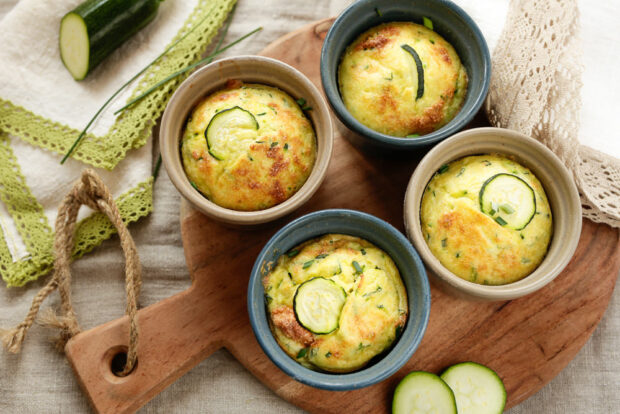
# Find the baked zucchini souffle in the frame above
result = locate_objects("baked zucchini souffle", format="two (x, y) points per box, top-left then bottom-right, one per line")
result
(262, 234), (408, 373)
(338, 21), (467, 137)
(420, 155), (553, 285)
(181, 80), (317, 211)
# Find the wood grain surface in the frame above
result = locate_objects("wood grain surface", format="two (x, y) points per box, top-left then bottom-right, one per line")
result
(64, 18), (620, 414)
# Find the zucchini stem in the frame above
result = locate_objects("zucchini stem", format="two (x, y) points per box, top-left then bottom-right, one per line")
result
(113, 27), (262, 115)
(60, 4), (218, 164)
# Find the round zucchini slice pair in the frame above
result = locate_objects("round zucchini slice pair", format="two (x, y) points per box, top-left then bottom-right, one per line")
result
(393, 362), (506, 414)
(479, 173), (536, 230)
(204, 106), (259, 160)
(293, 277), (346, 335)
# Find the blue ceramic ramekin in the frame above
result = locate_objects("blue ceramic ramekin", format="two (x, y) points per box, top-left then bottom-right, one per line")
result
(247, 209), (430, 390)
(320, 0), (491, 150)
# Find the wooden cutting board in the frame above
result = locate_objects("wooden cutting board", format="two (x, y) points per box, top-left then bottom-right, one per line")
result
(65, 19), (620, 414)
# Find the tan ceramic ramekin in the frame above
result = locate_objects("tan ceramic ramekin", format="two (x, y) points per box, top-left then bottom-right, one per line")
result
(160, 55), (333, 225)
(404, 127), (582, 301)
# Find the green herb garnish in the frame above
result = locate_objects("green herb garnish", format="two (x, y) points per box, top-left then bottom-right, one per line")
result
(441, 238), (447, 248)
(363, 286), (382, 298)
(325, 351), (332, 358)
(438, 164), (449, 174)
(406, 133), (420, 138)
(256, 112), (267, 116)
(297, 348), (308, 358)
(423, 16), (434, 30)
(495, 216), (508, 226)
(271, 142), (278, 148)
(287, 249), (300, 258)
(361, 248), (367, 255)
(352, 261), (363, 274)
(302, 260), (314, 269)
(375, 7), (382, 17)
(284, 143), (289, 150)
(315, 253), (329, 259)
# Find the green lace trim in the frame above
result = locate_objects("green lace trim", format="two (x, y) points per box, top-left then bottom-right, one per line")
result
(0, 0), (237, 171)
(0, 132), (155, 288)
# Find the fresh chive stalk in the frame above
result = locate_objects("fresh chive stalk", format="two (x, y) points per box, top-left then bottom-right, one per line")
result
(60, 4), (219, 164)
(114, 27), (263, 115)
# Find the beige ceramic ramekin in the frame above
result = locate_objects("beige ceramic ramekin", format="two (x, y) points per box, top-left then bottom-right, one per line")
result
(160, 55), (333, 225)
(404, 127), (582, 301)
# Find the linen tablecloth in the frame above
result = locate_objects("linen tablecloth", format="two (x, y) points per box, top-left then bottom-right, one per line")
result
(1, 0), (618, 412)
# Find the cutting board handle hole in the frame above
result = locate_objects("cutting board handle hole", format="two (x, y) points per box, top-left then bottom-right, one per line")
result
(110, 350), (137, 377)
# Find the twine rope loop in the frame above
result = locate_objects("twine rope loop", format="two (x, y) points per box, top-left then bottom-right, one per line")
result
(1, 169), (142, 376)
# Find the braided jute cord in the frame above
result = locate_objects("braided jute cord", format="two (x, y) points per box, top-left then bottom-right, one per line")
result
(0, 169), (142, 376)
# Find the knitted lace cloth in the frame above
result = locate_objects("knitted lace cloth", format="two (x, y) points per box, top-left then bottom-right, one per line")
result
(486, 0), (620, 228)
(0, 0), (236, 287)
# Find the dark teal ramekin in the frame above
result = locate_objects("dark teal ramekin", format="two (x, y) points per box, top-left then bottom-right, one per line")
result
(247, 209), (430, 390)
(320, 0), (491, 150)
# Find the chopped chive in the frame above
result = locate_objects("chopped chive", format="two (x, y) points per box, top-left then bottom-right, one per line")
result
(358, 343), (370, 350)
(483, 160), (492, 166)
(284, 143), (289, 150)
(521, 257), (531, 264)
(406, 133), (420, 138)
(264, 293), (273, 304)
(256, 112), (267, 116)
(374, 7), (382, 17)
(352, 261), (363, 274)
(296, 98), (306, 107)
(437, 164), (449, 174)
(455, 252), (461, 258)
(315, 253), (329, 259)
(429, 39), (435, 44)
(377, 304), (385, 309)
(256, 140), (265, 144)
(361, 248), (367, 255)
(286, 249), (299, 258)
(384, 72), (393, 81)
(441, 238), (447, 248)
(423, 16), (434, 30)
(363, 286), (382, 298)
(456, 167), (465, 177)
(287, 272), (293, 280)
(495, 216), (508, 226)
(271, 142), (278, 148)
(499, 204), (515, 214)
(297, 348), (308, 358)
(520, 233), (525, 240)
(248, 155), (253, 161)
(325, 351), (332, 358)
(470, 268), (478, 282)
(395, 325), (403, 337)
(190, 181), (198, 190)
(302, 260), (314, 269)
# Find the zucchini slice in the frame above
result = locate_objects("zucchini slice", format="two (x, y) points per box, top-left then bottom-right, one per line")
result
(479, 173), (536, 230)
(293, 277), (346, 335)
(401, 44), (425, 100)
(60, 0), (162, 80)
(392, 371), (457, 414)
(204, 106), (259, 161)
(440, 362), (506, 414)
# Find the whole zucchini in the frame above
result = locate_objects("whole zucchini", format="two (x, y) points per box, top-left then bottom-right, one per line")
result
(59, 0), (164, 80)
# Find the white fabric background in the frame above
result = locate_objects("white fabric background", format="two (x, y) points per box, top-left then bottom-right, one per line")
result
(0, 0), (618, 413)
